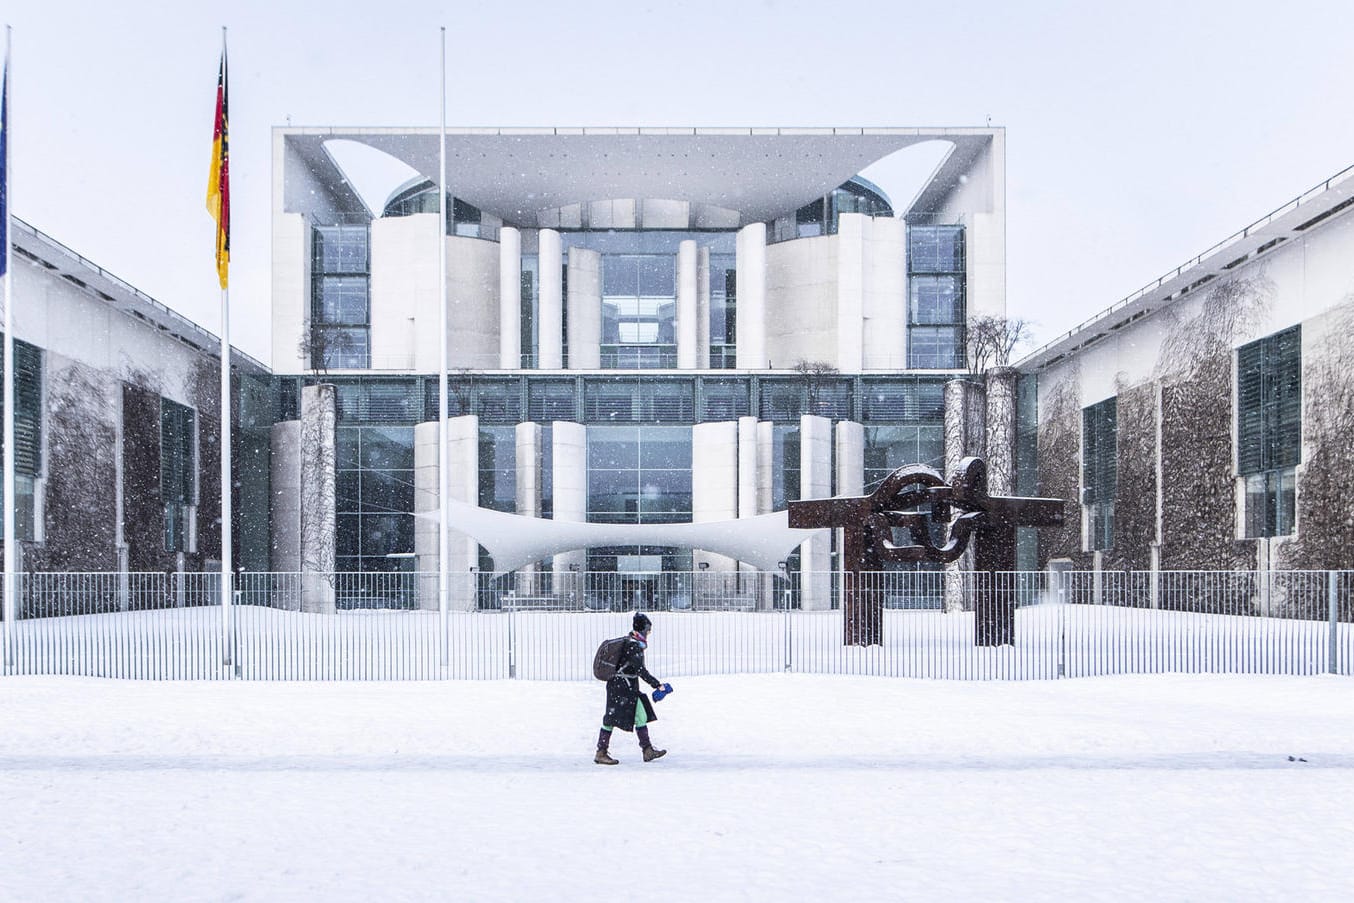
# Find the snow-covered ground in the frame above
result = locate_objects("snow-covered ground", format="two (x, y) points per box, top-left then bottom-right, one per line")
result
(1, 674), (1351, 901)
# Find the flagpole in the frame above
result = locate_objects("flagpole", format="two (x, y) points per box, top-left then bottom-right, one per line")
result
(437, 25), (449, 670)
(217, 26), (233, 672)
(2, 25), (15, 670)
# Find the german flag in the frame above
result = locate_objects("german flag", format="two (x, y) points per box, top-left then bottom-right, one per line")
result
(206, 46), (229, 290)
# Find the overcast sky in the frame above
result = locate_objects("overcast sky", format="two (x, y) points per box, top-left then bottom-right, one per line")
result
(5, 0), (1352, 364)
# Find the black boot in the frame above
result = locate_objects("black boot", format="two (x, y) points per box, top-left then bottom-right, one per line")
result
(594, 728), (618, 765)
(637, 726), (666, 762)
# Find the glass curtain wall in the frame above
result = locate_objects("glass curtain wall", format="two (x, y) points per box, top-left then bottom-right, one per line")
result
(907, 225), (965, 368)
(311, 224), (371, 369)
(546, 231), (736, 370)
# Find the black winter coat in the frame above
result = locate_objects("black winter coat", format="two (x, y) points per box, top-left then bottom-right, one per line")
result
(602, 635), (662, 731)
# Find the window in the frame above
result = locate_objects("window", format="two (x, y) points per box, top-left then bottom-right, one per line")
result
(583, 379), (694, 423)
(161, 399), (197, 552)
(601, 254), (677, 368)
(587, 425), (692, 524)
(311, 225), (370, 369)
(479, 427), (516, 513)
(0, 341), (44, 541)
(864, 426), (944, 490)
(709, 254), (737, 369)
(1082, 398), (1117, 551)
(907, 226), (965, 368)
(1237, 327), (1300, 537)
(335, 426), (415, 573)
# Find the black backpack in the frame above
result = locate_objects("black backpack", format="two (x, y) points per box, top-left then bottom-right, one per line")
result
(593, 636), (628, 680)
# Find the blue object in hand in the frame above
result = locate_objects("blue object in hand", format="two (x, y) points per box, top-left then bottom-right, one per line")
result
(653, 682), (674, 702)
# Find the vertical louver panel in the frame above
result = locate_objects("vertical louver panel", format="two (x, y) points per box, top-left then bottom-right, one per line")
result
(1236, 326), (1300, 475)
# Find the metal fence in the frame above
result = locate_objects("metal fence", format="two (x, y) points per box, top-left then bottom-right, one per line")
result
(2, 570), (1350, 681)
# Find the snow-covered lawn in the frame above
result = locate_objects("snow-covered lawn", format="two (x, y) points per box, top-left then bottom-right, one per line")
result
(1, 674), (1351, 901)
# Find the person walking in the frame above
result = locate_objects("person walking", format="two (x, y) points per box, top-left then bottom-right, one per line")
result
(595, 612), (670, 765)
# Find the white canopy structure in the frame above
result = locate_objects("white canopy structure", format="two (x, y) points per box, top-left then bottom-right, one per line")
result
(422, 500), (825, 575)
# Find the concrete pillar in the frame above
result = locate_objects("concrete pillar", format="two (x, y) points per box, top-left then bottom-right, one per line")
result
(836, 213), (865, 373)
(499, 226), (522, 369)
(799, 414), (833, 610)
(269, 420), (302, 578)
(551, 421), (587, 576)
(692, 421), (738, 576)
(300, 385), (336, 614)
(737, 416), (760, 519)
(414, 415), (480, 611)
(944, 377), (986, 479)
(567, 246), (601, 369)
(515, 421), (543, 518)
(835, 420), (864, 496)
(514, 421), (543, 593)
(984, 367), (1018, 497)
(736, 223), (767, 369)
(943, 378), (985, 611)
(756, 420), (774, 515)
(697, 247), (711, 368)
(744, 418), (775, 610)
(538, 229), (563, 369)
(677, 240), (699, 369)
(835, 420), (865, 610)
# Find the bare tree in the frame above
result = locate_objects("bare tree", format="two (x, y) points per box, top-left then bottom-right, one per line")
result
(966, 316), (1032, 375)
(792, 360), (840, 416)
(448, 368), (475, 416)
(299, 319), (359, 376)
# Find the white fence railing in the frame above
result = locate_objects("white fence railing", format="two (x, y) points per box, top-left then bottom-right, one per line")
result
(2, 571), (1350, 681)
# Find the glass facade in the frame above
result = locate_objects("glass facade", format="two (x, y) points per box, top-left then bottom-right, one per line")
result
(1082, 397), (1117, 551)
(863, 426), (944, 490)
(1237, 326), (1301, 537)
(382, 181), (496, 239)
(311, 224), (371, 369)
(587, 425), (692, 524)
(908, 225), (965, 369)
(312, 373), (950, 579)
(771, 178), (894, 243)
(336, 426), (415, 573)
(479, 426), (516, 512)
(161, 399), (197, 552)
(539, 230), (737, 370)
(0, 340), (43, 541)
(710, 253), (737, 369)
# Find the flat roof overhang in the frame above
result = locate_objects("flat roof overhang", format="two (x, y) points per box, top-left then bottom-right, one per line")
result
(279, 126), (999, 225)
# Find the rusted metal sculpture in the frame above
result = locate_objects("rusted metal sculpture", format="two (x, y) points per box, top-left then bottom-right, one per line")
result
(788, 457), (1064, 647)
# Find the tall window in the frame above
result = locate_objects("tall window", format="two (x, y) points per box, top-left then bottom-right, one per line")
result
(908, 225), (965, 368)
(161, 399), (197, 552)
(1082, 397), (1116, 551)
(601, 255), (677, 368)
(709, 254), (737, 369)
(0, 340), (44, 541)
(335, 426), (415, 572)
(479, 427), (516, 513)
(587, 425), (691, 524)
(311, 224), (371, 369)
(1237, 327), (1301, 537)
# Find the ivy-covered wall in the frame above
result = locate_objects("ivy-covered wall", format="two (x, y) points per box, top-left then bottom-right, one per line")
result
(1278, 299), (1354, 569)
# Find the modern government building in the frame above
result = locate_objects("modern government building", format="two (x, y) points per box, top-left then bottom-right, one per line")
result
(5, 125), (1353, 611)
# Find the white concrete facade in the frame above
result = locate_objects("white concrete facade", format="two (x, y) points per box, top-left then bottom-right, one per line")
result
(414, 415), (481, 610)
(499, 226), (522, 368)
(566, 247), (601, 369)
(550, 421), (587, 575)
(798, 414), (834, 609)
(537, 229), (563, 369)
(735, 223), (768, 369)
(677, 240), (700, 369)
(692, 421), (739, 572)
